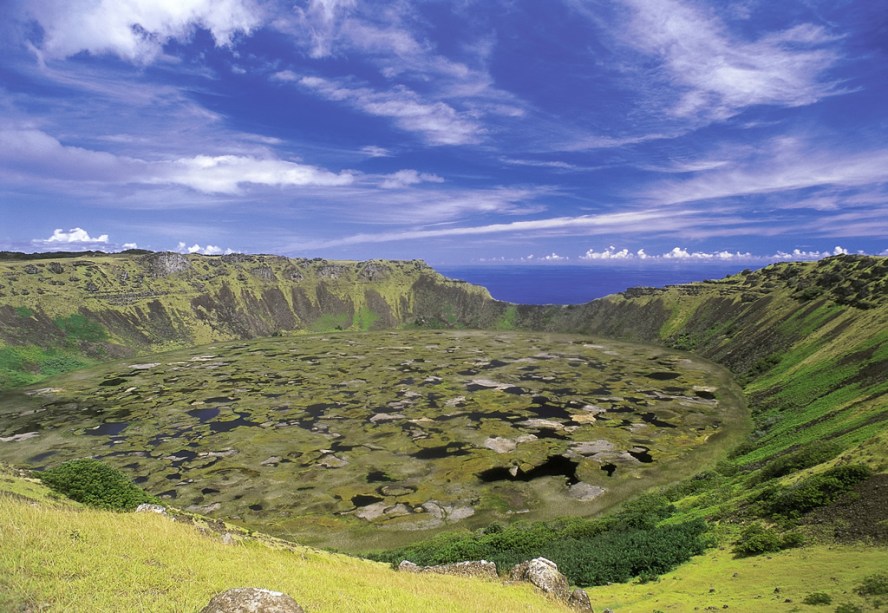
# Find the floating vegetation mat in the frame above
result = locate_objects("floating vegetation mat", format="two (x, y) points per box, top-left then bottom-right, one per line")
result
(0, 330), (746, 549)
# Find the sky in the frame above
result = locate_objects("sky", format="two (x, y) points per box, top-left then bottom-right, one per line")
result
(0, 0), (886, 265)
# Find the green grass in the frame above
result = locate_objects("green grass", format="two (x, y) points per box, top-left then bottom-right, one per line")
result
(0, 485), (566, 612)
(583, 545), (888, 612)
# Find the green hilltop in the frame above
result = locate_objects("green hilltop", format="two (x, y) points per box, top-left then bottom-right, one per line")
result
(0, 251), (886, 611)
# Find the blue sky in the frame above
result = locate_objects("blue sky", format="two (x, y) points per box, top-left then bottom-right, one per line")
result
(1, 0), (886, 265)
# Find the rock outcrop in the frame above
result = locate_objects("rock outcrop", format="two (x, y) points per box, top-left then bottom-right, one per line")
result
(510, 557), (592, 610)
(398, 559), (499, 579)
(199, 588), (304, 613)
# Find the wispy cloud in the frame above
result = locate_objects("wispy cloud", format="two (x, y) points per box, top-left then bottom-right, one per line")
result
(298, 76), (483, 145)
(0, 127), (354, 195)
(295, 209), (694, 249)
(618, 0), (845, 121)
(641, 137), (888, 206)
(379, 169), (444, 189)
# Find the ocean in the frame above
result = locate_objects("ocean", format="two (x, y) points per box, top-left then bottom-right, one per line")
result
(434, 264), (751, 305)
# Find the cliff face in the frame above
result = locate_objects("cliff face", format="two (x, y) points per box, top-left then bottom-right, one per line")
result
(0, 253), (495, 354)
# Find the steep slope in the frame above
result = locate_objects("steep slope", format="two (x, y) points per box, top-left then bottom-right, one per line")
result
(523, 255), (888, 471)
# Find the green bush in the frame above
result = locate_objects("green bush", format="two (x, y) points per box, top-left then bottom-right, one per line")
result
(732, 523), (805, 557)
(761, 465), (872, 519)
(802, 592), (832, 605)
(54, 314), (108, 343)
(39, 458), (157, 511)
(857, 573), (888, 596)
(369, 498), (708, 586)
(758, 442), (842, 481)
(834, 604), (863, 613)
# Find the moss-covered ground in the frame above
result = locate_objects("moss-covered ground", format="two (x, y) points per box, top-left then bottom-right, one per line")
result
(0, 329), (746, 550)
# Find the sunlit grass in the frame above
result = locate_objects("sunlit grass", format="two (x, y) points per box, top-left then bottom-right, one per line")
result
(0, 493), (566, 612)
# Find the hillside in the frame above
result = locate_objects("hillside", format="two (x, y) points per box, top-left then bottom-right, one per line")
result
(0, 252), (493, 387)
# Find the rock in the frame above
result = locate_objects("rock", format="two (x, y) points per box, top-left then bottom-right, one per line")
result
(568, 482), (606, 502)
(420, 560), (498, 579)
(398, 560), (421, 572)
(199, 588), (304, 613)
(568, 588), (593, 611)
(48, 262), (64, 274)
(355, 501), (387, 521)
(220, 532), (236, 545)
(23, 264), (39, 274)
(135, 503), (167, 515)
(484, 436), (517, 453)
(510, 557), (570, 601)
(141, 252), (192, 277)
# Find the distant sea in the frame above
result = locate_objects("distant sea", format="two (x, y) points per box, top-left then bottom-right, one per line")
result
(435, 264), (752, 305)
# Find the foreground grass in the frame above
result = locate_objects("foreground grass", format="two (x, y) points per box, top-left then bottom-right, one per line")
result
(0, 493), (566, 612)
(585, 545), (888, 612)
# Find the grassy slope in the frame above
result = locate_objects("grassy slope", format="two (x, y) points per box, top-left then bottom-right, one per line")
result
(0, 467), (566, 613)
(584, 545), (888, 612)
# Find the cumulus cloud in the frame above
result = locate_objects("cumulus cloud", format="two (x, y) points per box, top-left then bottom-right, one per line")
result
(36, 228), (109, 244)
(379, 169), (444, 189)
(27, 0), (263, 63)
(529, 253), (569, 262)
(176, 242), (232, 255)
(580, 245), (633, 260)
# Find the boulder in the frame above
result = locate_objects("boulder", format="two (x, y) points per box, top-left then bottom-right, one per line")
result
(509, 557), (570, 601)
(135, 503), (167, 515)
(568, 588), (594, 611)
(398, 560), (421, 572)
(199, 588), (303, 613)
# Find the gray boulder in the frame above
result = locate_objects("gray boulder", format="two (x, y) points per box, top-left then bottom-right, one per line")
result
(509, 557), (570, 600)
(568, 587), (594, 611)
(199, 588), (303, 613)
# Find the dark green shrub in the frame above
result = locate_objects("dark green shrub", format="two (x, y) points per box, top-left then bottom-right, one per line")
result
(39, 458), (157, 511)
(732, 523), (783, 556)
(834, 604), (863, 613)
(802, 592), (832, 605)
(763, 465), (872, 519)
(857, 573), (888, 596)
(732, 524), (804, 557)
(758, 442), (842, 481)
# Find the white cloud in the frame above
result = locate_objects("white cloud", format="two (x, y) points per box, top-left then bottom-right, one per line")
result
(580, 245), (632, 260)
(28, 0), (263, 63)
(295, 209), (693, 249)
(361, 145), (391, 158)
(0, 127), (354, 195)
(37, 228), (109, 244)
(154, 154), (355, 194)
(618, 0), (843, 120)
(176, 242), (232, 255)
(644, 137), (888, 207)
(121, 242), (139, 250)
(298, 76), (482, 145)
(379, 169), (444, 189)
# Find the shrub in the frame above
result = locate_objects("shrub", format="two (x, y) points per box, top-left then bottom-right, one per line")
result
(834, 605), (863, 613)
(857, 573), (888, 596)
(39, 458), (157, 511)
(732, 524), (804, 557)
(762, 465), (872, 519)
(732, 523), (782, 556)
(758, 442), (842, 481)
(802, 592), (832, 605)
